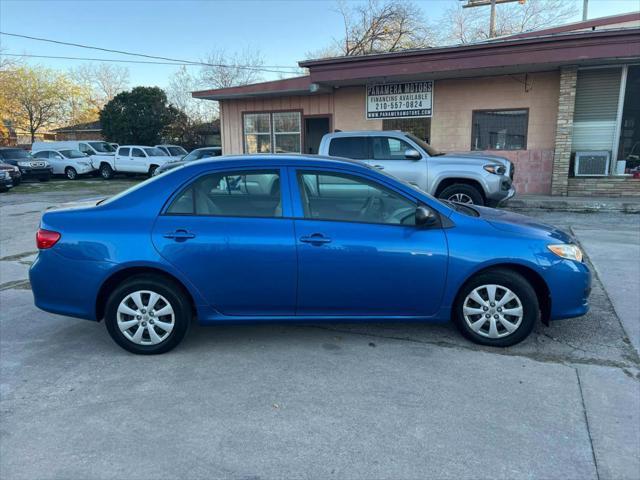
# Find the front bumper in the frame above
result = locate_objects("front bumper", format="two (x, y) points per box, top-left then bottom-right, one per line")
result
(0, 177), (12, 190)
(547, 259), (591, 320)
(19, 167), (53, 178)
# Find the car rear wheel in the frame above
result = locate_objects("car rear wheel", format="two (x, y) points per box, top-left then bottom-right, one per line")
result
(105, 275), (191, 354)
(438, 184), (484, 206)
(453, 269), (538, 347)
(100, 163), (114, 180)
(65, 167), (78, 180)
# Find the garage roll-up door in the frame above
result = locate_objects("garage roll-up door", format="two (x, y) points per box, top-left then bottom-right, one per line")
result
(572, 68), (622, 152)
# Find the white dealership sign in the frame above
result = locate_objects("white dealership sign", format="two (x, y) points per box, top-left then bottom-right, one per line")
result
(366, 81), (433, 119)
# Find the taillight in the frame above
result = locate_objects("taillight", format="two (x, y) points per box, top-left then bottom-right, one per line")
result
(36, 229), (61, 249)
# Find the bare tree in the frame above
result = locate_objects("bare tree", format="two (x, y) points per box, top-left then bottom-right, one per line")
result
(312, 0), (436, 58)
(443, 0), (579, 44)
(199, 49), (265, 89)
(167, 65), (217, 121)
(71, 63), (130, 108)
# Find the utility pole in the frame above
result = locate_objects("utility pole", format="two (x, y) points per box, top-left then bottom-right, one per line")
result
(582, 0), (589, 21)
(460, 0), (523, 38)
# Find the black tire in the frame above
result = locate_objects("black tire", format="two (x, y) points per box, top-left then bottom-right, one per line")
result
(38, 175), (50, 182)
(104, 275), (191, 355)
(453, 269), (539, 347)
(100, 163), (114, 180)
(148, 165), (158, 177)
(65, 167), (78, 180)
(438, 183), (484, 206)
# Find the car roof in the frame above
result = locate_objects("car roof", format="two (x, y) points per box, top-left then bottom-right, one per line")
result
(185, 154), (369, 171)
(324, 130), (406, 138)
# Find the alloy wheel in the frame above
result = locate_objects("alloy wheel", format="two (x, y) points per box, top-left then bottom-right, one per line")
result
(117, 290), (175, 345)
(462, 284), (523, 339)
(448, 193), (474, 204)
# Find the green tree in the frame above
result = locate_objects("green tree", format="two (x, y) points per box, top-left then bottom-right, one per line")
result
(100, 86), (180, 145)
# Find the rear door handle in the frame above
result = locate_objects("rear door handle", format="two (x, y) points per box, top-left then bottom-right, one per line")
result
(300, 234), (332, 245)
(164, 229), (196, 240)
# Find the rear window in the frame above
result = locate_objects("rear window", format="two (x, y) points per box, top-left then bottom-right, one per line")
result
(328, 137), (369, 160)
(0, 149), (31, 159)
(119, 147), (130, 156)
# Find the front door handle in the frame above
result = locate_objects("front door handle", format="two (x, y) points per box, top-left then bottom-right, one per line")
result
(373, 164), (385, 170)
(300, 233), (332, 245)
(164, 229), (196, 241)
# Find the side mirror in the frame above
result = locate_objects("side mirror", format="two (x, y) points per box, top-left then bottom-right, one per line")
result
(415, 206), (438, 227)
(404, 148), (421, 160)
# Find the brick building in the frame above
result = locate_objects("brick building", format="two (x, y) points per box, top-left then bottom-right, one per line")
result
(194, 13), (640, 197)
(53, 120), (103, 141)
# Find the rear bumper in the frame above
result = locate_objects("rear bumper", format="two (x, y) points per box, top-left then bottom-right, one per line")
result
(30, 249), (111, 321)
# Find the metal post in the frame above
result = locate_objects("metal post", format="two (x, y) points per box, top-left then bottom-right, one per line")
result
(582, 0), (588, 21)
(490, 0), (497, 37)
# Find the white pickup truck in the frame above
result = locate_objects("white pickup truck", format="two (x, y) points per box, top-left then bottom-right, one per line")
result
(93, 145), (174, 179)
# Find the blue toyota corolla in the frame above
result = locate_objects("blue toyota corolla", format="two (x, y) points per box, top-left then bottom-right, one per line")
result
(30, 155), (591, 354)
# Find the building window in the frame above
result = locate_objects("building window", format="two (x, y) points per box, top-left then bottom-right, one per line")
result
(243, 111), (301, 154)
(471, 109), (528, 151)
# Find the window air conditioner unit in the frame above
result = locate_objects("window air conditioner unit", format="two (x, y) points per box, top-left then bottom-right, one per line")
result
(574, 151), (610, 176)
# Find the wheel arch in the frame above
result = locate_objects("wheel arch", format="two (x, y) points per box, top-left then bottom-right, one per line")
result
(95, 266), (198, 321)
(453, 262), (552, 326)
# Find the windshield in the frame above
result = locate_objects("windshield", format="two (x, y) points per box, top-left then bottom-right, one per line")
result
(88, 142), (116, 153)
(168, 146), (187, 156)
(1, 149), (32, 159)
(144, 147), (167, 156)
(405, 133), (444, 156)
(60, 149), (87, 159)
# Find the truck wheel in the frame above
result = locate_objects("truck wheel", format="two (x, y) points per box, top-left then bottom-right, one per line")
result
(439, 184), (484, 206)
(65, 167), (78, 180)
(100, 163), (114, 180)
(148, 165), (158, 177)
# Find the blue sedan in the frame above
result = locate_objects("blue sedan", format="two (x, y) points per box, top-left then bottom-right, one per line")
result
(30, 155), (590, 354)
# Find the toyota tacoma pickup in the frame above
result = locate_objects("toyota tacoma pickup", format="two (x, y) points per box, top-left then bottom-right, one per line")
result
(93, 145), (174, 179)
(318, 131), (515, 206)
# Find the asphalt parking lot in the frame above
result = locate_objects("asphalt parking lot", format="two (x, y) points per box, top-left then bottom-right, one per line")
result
(1, 178), (639, 480)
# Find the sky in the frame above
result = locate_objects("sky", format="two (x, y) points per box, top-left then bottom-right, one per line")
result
(1, 0), (639, 91)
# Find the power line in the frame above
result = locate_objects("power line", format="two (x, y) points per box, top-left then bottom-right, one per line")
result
(1, 53), (204, 65)
(0, 31), (301, 73)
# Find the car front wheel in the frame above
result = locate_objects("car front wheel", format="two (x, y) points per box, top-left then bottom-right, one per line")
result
(453, 269), (538, 347)
(65, 167), (78, 180)
(439, 184), (484, 206)
(105, 275), (191, 354)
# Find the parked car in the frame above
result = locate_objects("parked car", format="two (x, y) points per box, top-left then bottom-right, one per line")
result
(0, 168), (13, 192)
(0, 148), (52, 182)
(30, 155), (590, 355)
(153, 147), (222, 176)
(0, 162), (22, 186)
(31, 148), (96, 180)
(318, 131), (515, 206)
(32, 140), (116, 157)
(94, 145), (173, 179)
(155, 144), (188, 159)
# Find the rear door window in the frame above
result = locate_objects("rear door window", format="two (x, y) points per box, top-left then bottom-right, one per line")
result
(166, 170), (282, 218)
(119, 147), (130, 156)
(328, 137), (370, 160)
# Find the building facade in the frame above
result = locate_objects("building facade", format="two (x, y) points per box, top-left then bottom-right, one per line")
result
(194, 13), (640, 197)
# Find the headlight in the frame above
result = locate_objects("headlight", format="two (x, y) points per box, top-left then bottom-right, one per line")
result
(484, 164), (506, 175)
(548, 244), (583, 262)
(17, 161), (31, 167)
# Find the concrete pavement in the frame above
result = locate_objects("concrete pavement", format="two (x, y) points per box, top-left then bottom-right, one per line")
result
(1, 180), (639, 479)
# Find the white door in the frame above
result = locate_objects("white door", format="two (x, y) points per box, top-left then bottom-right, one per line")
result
(115, 147), (132, 172)
(130, 148), (149, 173)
